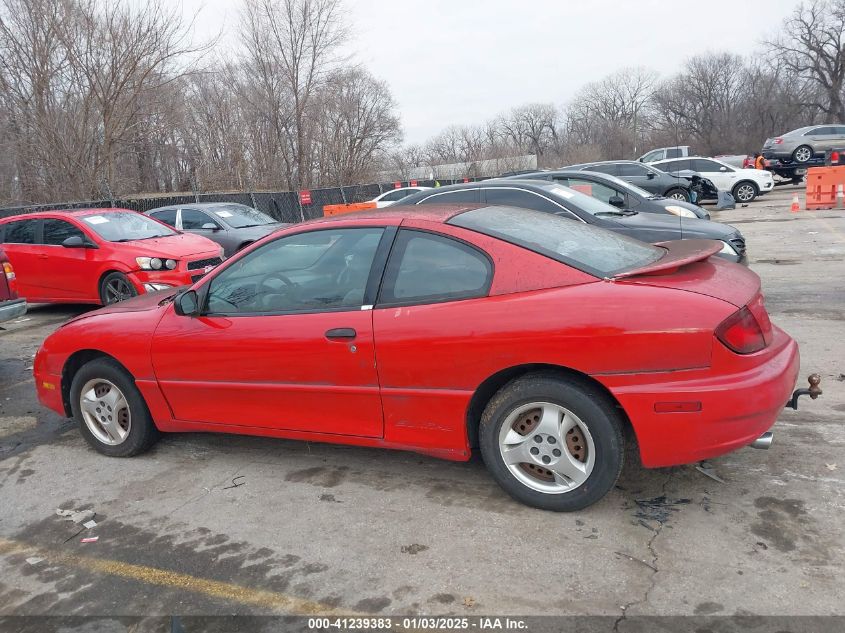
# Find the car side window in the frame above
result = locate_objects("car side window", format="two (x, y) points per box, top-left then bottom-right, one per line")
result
(691, 159), (727, 172)
(205, 227), (384, 315)
(378, 230), (492, 307)
(834, 126), (845, 135)
(665, 148), (682, 159)
(43, 219), (85, 245)
(150, 209), (178, 227)
(182, 209), (218, 230)
(381, 189), (410, 202)
(482, 188), (562, 213)
(660, 159), (690, 172)
(566, 179), (621, 204)
(640, 150), (661, 162)
(418, 189), (479, 204)
(808, 127), (832, 135)
(588, 164), (619, 176)
(2, 220), (37, 244)
(617, 163), (648, 177)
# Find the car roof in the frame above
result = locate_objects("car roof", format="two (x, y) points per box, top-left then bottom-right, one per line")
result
(309, 203), (481, 225)
(0, 207), (135, 222)
(146, 202), (253, 212)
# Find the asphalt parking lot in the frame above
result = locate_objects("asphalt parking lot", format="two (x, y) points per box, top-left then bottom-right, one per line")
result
(0, 185), (843, 623)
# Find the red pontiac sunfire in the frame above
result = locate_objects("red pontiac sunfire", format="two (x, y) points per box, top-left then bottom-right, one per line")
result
(35, 205), (803, 511)
(0, 209), (224, 305)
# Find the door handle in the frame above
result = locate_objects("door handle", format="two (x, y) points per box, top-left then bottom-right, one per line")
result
(325, 327), (356, 340)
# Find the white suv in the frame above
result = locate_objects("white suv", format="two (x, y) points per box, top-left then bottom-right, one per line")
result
(652, 156), (774, 203)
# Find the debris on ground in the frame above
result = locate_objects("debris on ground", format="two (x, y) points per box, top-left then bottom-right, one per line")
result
(462, 597), (476, 608)
(25, 557), (44, 565)
(80, 536), (99, 543)
(55, 508), (95, 524)
(836, 373), (845, 382)
(695, 463), (727, 484)
(614, 551), (657, 572)
(634, 495), (691, 529)
(82, 519), (97, 529)
(400, 544), (428, 555)
(826, 463), (837, 471)
(222, 475), (245, 489)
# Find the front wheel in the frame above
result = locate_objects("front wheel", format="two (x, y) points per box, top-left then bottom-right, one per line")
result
(100, 271), (137, 305)
(70, 358), (159, 457)
(732, 181), (758, 203)
(792, 145), (813, 163)
(479, 373), (624, 511)
(665, 188), (690, 202)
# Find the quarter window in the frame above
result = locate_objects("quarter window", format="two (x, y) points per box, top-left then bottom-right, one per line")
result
(617, 163), (649, 177)
(43, 219), (85, 245)
(378, 230), (491, 306)
(150, 209), (178, 227)
(418, 189), (479, 204)
(206, 228), (384, 314)
(2, 219), (37, 244)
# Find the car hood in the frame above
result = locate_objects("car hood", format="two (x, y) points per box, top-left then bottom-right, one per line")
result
(63, 289), (175, 326)
(612, 212), (738, 240)
(232, 223), (288, 240)
(115, 232), (221, 257)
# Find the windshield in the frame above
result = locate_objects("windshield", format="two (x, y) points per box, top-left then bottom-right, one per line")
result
(82, 211), (176, 242)
(580, 173), (654, 198)
(539, 183), (631, 216)
(208, 204), (276, 228)
(449, 206), (663, 277)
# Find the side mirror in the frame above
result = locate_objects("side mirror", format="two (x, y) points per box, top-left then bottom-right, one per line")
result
(720, 166), (728, 172)
(62, 235), (86, 248)
(608, 195), (625, 208)
(174, 289), (200, 316)
(201, 223), (220, 231)
(646, 172), (655, 179)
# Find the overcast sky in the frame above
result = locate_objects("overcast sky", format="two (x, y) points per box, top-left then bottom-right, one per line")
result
(183, 0), (801, 146)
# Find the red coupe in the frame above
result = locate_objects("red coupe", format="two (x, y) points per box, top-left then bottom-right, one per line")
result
(34, 205), (801, 511)
(0, 209), (224, 305)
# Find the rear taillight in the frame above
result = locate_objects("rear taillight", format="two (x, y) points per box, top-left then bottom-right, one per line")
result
(2, 261), (18, 294)
(773, 138), (783, 144)
(715, 306), (767, 354)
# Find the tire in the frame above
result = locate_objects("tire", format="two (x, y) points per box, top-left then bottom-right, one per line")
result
(792, 145), (813, 163)
(99, 271), (138, 305)
(732, 181), (758, 203)
(665, 188), (690, 202)
(69, 358), (159, 457)
(478, 372), (624, 512)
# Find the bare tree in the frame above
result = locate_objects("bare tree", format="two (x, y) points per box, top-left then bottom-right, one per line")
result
(768, 0), (845, 121)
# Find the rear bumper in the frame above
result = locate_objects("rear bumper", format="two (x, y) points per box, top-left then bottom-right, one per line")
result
(599, 328), (799, 467)
(0, 298), (26, 323)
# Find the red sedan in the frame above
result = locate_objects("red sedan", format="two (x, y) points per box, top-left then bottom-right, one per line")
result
(34, 205), (801, 511)
(0, 209), (224, 305)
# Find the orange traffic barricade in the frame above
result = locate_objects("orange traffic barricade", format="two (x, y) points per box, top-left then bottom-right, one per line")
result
(805, 166), (845, 210)
(322, 201), (376, 217)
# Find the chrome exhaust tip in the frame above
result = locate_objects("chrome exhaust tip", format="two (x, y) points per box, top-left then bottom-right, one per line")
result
(750, 431), (774, 450)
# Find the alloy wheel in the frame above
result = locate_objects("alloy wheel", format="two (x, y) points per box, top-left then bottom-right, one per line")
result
(794, 146), (812, 163)
(735, 184), (756, 202)
(79, 379), (132, 445)
(497, 402), (595, 494)
(104, 278), (134, 304)
(669, 192), (687, 201)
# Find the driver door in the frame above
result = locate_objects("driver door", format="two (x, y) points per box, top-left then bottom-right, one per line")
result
(151, 226), (388, 437)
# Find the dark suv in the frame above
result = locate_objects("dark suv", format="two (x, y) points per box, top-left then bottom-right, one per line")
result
(566, 160), (694, 201)
(0, 245), (26, 323)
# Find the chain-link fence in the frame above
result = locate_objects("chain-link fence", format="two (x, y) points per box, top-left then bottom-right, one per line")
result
(0, 178), (484, 223)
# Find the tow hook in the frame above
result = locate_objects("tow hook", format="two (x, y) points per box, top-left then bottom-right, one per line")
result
(785, 374), (823, 410)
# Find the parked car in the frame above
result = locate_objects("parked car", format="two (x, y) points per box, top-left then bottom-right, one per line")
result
(565, 160), (695, 202)
(370, 186), (430, 208)
(0, 209), (224, 305)
(637, 145), (692, 163)
(395, 180), (746, 262)
(651, 157), (774, 203)
(146, 203), (287, 257)
(0, 246), (26, 323)
(508, 170), (710, 219)
(762, 124), (845, 163)
(35, 204), (800, 511)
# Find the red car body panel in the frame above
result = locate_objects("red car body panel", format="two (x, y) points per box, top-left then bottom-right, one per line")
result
(0, 209), (222, 304)
(33, 208), (799, 467)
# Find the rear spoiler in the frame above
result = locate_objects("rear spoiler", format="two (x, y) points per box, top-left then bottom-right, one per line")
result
(612, 239), (723, 279)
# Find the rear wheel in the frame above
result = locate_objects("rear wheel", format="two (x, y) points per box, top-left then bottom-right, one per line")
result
(70, 358), (159, 457)
(732, 181), (758, 203)
(99, 272), (137, 305)
(792, 145), (813, 163)
(665, 188), (690, 202)
(479, 373), (624, 511)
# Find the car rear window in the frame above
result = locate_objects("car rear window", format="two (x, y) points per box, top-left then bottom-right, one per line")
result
(448, 206), (663, 277)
